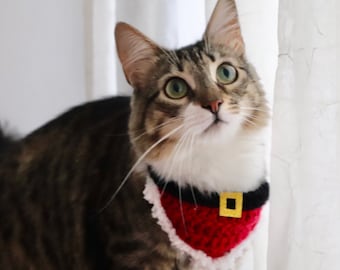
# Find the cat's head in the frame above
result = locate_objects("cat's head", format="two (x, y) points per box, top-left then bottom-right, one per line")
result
(115, 0), (269, 162)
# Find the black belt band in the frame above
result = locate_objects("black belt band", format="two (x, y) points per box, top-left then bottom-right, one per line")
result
(148, 166), (269, 210)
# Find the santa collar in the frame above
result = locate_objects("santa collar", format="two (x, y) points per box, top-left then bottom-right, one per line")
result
(146, 166), (269, 259)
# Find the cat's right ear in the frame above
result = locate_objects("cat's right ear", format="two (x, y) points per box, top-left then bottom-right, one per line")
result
(204, 0), (245, 55)
(115, 22), (160, 89)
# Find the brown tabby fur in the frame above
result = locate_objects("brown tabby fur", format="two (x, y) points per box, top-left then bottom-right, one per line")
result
(0, 98), (187, 269)
(0, 0), (269, 269)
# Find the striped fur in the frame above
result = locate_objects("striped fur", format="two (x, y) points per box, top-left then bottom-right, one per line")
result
(0, 98), (187, 269)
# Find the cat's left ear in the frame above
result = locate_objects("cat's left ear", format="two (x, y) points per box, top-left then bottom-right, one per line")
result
(115, 22), (160, 88)
(204, 0), (245, 55)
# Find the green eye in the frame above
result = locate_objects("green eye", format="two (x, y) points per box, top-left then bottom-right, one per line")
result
(216, 63), (237, 84)
(164, 78), (188, 99)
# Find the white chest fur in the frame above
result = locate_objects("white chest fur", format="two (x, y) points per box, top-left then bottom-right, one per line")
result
(148, 129), (267, 194)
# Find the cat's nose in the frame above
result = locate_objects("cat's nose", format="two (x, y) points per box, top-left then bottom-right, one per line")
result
(202, 100), (223, 114)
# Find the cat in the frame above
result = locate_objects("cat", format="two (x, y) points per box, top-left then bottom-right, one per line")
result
(0, 0), (269, 269)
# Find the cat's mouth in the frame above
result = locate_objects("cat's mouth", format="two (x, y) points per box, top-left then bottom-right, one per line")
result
(203, 118), (228, 134)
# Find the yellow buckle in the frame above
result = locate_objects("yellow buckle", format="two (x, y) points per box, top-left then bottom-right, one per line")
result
(219, 192), (243, 218)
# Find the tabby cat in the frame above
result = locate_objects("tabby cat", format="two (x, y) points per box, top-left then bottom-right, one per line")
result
(0, 0), (269, 269)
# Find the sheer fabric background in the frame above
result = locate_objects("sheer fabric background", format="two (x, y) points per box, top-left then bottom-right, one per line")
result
(269, 0), (340, 269)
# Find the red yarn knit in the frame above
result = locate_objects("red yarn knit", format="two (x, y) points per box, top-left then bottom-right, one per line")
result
(159, 189), (262, 258)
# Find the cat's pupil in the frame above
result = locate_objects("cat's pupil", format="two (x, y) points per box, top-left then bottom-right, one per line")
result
(216, 64), (237, 84)
(223, 67), (230, 78)
(173, 83), (180, 92)
(164, 78), (187, 99)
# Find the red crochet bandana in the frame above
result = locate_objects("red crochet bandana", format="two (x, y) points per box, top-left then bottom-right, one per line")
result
(148, 167), (269, 259)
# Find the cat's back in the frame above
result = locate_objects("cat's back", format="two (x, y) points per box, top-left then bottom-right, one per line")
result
(0, 96), (132, 189)
(0, 96), (180, 270)
(26, 95), (131, 142)
(0, 96), (153, 269)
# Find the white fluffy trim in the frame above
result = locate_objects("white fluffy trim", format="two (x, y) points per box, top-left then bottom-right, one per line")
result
(143, 177), (257, 270)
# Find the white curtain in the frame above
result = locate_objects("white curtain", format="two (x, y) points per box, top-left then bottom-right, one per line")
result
(269, 0), (340, 269)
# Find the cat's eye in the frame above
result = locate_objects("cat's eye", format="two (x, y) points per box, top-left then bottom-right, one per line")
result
(216, 63), (237, 84)
(164, 78), (188, 99)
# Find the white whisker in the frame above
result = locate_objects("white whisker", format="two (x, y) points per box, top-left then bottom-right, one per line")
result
(188, 134), (198, 209)
(178, 186), (188, 235)
(161, 129), (194, 234)
(131, 117), (184, 142)
(98, 124), (184, 213)
(160, 181), (169, 197)
(241, 116), (257, 127)
(239, 112), (262, 123)
(165, 130), (191, 180)
(190, 185), (198, 210)
(246, 114), (261, 121)
(240, 106), (268, 113)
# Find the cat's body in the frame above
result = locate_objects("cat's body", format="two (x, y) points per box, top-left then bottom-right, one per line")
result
(0, 1), (269, 269)
(0, 97), (185, 270)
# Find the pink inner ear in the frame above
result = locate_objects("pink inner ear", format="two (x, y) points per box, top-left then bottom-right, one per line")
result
(204, 0), (245, 55)
(115, 22), (159, 88)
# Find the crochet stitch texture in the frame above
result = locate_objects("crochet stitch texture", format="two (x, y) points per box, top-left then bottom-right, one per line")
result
(159, 188), (262, 258)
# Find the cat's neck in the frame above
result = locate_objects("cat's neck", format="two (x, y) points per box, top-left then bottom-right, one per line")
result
(147, 129), (268, 193)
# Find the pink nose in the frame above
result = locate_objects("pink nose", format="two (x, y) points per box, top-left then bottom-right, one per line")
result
(203, 100), (223, 113)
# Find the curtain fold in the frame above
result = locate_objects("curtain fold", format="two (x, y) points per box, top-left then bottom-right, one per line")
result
(269, 0), (340, 269)
(84, 0), (116, 99)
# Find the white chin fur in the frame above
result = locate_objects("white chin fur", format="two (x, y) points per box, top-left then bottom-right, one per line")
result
(147, 104), (267, 193)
